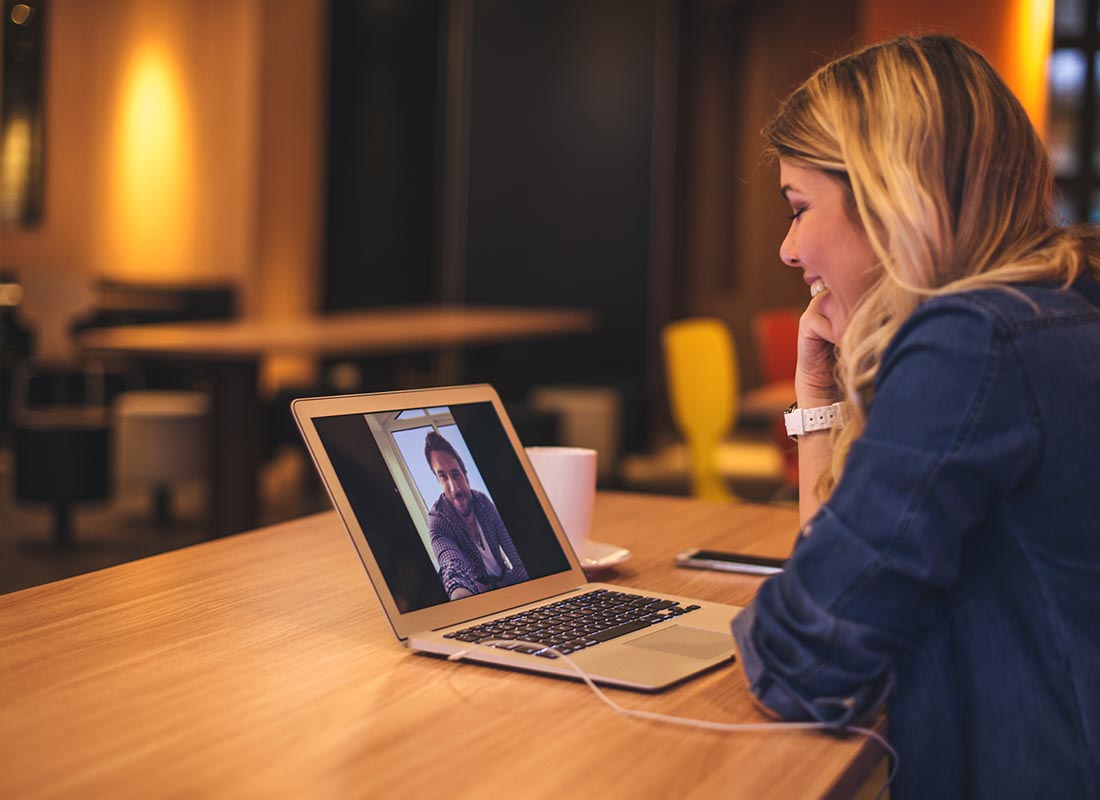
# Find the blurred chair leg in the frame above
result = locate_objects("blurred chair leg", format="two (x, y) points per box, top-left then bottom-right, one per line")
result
(51, 502), (74, 549)
(153, 485), (173, 527)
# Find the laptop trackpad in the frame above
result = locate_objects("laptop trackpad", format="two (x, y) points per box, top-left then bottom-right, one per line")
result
(624, 625), (732, 660)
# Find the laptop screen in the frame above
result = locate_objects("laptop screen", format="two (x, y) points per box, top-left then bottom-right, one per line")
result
(313, 401), (571, 614)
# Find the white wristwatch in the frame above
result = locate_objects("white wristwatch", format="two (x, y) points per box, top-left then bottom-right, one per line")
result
(783, 401), (846, 439)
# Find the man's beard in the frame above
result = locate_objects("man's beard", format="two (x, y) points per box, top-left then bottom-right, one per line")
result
(452, 492), (471, 517)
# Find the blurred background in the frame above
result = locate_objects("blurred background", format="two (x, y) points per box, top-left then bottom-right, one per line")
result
(0, 0), (1088, 592)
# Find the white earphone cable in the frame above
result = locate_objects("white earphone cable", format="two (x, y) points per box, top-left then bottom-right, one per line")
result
(448, 640), (898, 798)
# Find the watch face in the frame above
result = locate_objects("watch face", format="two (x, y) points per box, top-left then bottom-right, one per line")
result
(783, 406), (801, 439)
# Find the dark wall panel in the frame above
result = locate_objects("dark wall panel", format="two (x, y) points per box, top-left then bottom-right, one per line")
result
(324, 0), (443, 311)
(323, 0), (659, 448)
(463, 0), (656, 389)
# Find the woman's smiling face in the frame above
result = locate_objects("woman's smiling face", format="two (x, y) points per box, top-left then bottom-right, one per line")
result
(778, 160), (880, 340)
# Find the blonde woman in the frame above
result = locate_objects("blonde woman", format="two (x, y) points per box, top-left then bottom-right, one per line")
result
(730, 35), (1100, 798)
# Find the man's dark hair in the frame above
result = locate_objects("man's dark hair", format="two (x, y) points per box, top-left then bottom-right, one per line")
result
(424, 430), (466, 474)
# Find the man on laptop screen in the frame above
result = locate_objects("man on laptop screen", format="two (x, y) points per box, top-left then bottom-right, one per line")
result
(424, 430), (529, 599)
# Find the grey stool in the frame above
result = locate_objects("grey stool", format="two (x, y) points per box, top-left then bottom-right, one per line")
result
(114, 390), (210, 526)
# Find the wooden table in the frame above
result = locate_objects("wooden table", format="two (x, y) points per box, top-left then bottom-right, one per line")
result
(78, 306), (597, 536)
(0, 493), (886, 799)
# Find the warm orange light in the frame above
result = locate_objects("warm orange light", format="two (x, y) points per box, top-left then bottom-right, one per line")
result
(0, 114), (32, 219)
(862, 0), (1055, 135)
(1005, 0), (1054, 134)
(105, 43), (195, 279)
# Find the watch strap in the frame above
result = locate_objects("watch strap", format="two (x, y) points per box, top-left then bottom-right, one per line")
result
(784, 401), (846, 439)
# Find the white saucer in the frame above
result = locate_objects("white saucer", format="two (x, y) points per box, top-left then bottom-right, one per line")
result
(580, 540), (632, 573)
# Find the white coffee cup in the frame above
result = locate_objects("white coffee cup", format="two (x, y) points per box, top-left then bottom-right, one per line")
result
(525, 446), (597, 557)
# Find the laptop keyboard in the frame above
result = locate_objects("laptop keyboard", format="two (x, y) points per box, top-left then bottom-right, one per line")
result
(443, 588), (701, 658)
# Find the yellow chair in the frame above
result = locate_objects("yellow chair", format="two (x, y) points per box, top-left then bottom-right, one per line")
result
(661, 318), (783, 501)
(664, 318), (736, 500)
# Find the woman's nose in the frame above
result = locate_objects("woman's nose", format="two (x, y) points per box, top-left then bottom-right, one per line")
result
(779, 229), (800, 267)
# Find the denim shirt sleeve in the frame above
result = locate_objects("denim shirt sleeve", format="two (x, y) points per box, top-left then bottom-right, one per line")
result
(732, 299), (1040, 727)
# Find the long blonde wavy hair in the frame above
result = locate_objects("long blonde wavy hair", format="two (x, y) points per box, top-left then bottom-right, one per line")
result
(764, 34), (1100, 496)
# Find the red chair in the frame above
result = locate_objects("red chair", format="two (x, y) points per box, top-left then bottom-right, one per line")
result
(751, 309), (801, 488)
(752, 308), (801, 385)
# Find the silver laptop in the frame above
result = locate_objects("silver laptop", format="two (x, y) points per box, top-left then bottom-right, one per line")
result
(292, 384), (742, 691)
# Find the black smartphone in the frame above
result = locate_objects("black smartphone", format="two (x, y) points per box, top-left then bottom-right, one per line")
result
(675, 548), (786, 576)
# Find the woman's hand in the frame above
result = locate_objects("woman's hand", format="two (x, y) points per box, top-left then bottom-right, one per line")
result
(793, 290), (841, 524)
(795, 289), (841, 407)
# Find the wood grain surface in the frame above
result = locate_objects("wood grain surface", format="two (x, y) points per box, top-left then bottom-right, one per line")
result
(78, 306), (598, 360)
(0, 492), (886, 799)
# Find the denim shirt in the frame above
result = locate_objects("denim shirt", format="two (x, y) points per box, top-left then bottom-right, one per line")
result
(732, 277), (1100, 800)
